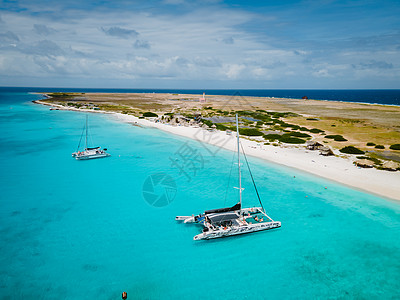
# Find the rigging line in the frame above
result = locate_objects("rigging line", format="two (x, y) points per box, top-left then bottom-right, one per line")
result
(85, 114), (88, 149)
(223, 149), (237, 206)
(86, 115), (93, 148)
(89, 125), (94, 148)
(76, 123), (85, 151)
(240, 142), (265, 212)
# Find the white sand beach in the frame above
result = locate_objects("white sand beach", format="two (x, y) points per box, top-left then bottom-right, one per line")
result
(37, 100), (400, 201)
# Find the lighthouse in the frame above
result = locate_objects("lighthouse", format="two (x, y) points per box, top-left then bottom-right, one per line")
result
(199, 92), (206, 103)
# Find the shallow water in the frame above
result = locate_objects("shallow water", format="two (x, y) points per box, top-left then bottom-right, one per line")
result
(0, 92), (399, 299)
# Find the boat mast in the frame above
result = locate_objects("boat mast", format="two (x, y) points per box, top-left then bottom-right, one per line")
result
(236, 114), (242, 210)
(85, 114), (88, 150)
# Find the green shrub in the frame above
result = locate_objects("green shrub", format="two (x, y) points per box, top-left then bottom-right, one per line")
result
(143, 112), (158, 117)
(389, 144), (400, 150)
(289, 132), (311, 138)
(366, 142), (376, 146)
(309, 128), (324, 134)
(215, 124), (229, 131)
(375, 145), (385, 149)
(239, 128), (263, 136)
(279, 136), (306, 144)
(272, 112), (286, 118)
(325, 135), (348, 141)
(49, 92), (72, 98)
(264, 134), (282, 141)
(306, 118), (319, 121)
(183, 113), (194, 119)
(339, 146), (365, 155)
(237, 111), (271, 122)
(202, 119), (213, 127)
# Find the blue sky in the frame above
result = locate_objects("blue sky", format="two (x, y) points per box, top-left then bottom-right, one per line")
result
(0, 0), (399, 88)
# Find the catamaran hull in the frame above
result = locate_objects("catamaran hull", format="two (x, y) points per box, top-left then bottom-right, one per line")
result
(193, 221), (281, 241)
(75, 153), (111, 160)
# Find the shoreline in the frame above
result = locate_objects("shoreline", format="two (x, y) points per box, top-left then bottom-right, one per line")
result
(34, 99), (400, 202)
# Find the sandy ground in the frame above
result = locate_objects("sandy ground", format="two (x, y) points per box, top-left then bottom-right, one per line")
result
(37, 100), (400, 201)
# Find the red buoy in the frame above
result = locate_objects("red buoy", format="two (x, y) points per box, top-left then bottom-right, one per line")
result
(122, 291), (127, 299)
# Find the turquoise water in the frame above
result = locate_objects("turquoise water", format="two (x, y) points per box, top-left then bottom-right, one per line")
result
(1, 92), (400, 299)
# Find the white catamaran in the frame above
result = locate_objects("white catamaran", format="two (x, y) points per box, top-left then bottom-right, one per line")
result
(176, 114), (281, 240)
(72, 115), (110, 160)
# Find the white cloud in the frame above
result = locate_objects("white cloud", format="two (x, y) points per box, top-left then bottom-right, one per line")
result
(101, 26), (139, 39)
(222, 64), (245, 79)
(33, 24), (57, 35)
(0, 3), (399, 88)
(222, 37), (234, 44)
(133, 39), (150, 49)
(0, 31), (20, 44)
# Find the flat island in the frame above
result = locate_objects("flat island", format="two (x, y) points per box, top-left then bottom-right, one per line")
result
(35, 92), (400, 201)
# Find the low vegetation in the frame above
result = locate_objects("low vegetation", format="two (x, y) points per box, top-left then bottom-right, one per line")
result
(215, 124), (229, 131)
(239, 128), (264, 136)
(143, 112), (158, 117)
(389, 144), (400, 150)
(48, 92), (77, 98)
(339, 146), (365, 155)
(263, 132), (307, 144)
(264, 134), (282, 141)
(288, 132), (311, 138)
(202, 119), (213, 127)
(325, 135), (348, 142)
(279, 135), (306, 144)
(309, 128), (325, 134)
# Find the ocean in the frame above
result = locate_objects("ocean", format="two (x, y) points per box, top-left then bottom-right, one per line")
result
(1, 87), (400, 106)
(0, 90), (400, 299)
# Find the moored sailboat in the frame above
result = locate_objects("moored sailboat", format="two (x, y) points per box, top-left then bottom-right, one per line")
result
(176, 114), (281, 240)
(72, 115), (110, 160)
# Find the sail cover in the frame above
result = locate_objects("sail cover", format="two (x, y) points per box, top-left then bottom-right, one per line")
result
(204, 202), (241, 215)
